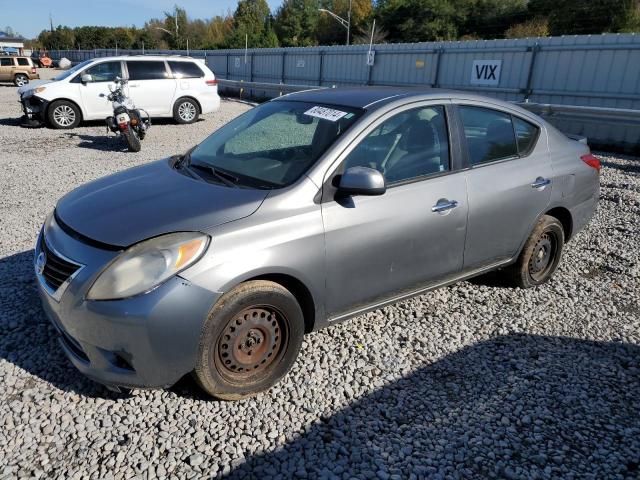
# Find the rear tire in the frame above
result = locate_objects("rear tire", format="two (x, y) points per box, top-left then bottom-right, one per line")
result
(173, 98), (199, 124)
(194, 280), (304, 400)
(47, 100), (81, 129)
(14, 74), (28, 87)
(505, 215), (564, 288)
(123, 128), (141, 152)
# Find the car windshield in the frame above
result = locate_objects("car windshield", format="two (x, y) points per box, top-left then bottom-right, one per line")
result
(189, 100), (362, 188)
(53, 60), (93, 81)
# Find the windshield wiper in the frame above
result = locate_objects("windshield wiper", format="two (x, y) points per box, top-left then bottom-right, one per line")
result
(174, 148), (194, 169)
(190, 162), (239, 188)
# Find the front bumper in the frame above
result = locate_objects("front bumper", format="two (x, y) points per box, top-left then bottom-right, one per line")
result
(35, 215), (221, 390)
(20, 94), (47, 126)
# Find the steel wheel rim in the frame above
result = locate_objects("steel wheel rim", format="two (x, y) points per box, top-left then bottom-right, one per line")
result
(53, 105), (75, 127)
(528, 231), (557, 281)
(215, 306), (289, 381)
(16, 76), (27, 86)
(178, 102), (196, 121)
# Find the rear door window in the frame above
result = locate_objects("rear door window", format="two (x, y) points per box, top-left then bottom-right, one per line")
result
(513, 117), (539, 155)
(459, 106), (518, 165)
(168, 61), (204, 78)
(126, 61), (169, 80)
(17, 58), (30, 66)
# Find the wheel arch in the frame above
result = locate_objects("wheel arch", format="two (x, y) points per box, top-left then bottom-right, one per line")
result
(174, 95), (202, 114)
(545, 206), (573, 241)
(239, 273), (317, 334)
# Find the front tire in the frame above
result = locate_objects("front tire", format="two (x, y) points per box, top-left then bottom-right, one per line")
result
(14, 74), (28, 87)
(47, 100), (81, 129)
(123, 128), (141, 152)
(506, 215), (564, 288)
(173, 98), (199, 124)
(195, 280), (304, 400)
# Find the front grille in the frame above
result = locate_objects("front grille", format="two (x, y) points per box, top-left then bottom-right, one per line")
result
(41, 239), (81, 291)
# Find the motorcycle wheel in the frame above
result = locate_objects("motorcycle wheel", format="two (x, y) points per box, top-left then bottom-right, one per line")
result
(124, 128), (141, 152)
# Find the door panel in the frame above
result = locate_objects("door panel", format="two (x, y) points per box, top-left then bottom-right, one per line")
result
(457, 105), (552, 268)
(322, 176), (468, 316)
(125, 61), (176, 115)
(78, 61), (123, 119)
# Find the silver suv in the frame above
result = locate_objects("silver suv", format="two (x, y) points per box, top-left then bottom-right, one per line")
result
(35, 87), (600, 399)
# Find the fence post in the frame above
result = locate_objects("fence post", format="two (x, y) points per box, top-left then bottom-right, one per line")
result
(318, 51), (324, 87)
(366, 49), (374, 86)
(281, 51), (287, 85)
(433, 47), (443, 88)
(226, 53), (230, 80)
(523, 43), (540, 102)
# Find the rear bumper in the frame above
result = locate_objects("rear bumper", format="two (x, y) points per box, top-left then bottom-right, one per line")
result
(35, 216), (222, 390)
(198, 90), (220, 114)
(569, 183), (600, 238)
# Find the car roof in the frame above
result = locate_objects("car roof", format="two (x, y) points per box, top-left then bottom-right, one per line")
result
(88, 55), (198, 62)
(275, 86), (543, 120)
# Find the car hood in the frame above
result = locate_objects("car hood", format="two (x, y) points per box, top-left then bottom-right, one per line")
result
(55, 159), (269, 248)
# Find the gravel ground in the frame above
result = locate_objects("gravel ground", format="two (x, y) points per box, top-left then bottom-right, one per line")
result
(1, 69), (639, 479)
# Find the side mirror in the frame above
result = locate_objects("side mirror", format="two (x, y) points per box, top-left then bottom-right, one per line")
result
(337, 166), (386, 196)
(81, 73), (93, 83)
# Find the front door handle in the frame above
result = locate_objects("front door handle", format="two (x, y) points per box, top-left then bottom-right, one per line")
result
(431, 199), (458, 214)
(531, 177), (551, 189)
(129, 83), (139, 88)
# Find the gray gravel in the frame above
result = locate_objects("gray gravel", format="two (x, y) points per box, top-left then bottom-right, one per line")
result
(1, 69), (639, 479)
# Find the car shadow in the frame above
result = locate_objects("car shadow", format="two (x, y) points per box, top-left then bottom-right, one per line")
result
(227, 334), (640, 478)
(0, 117), (24, 126)
(1, 249), (639, 477)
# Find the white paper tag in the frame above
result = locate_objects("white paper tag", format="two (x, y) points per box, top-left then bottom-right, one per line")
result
(304, 106), (348, 122)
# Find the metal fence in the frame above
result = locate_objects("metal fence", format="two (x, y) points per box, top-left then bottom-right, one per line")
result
(49, 34), (640, 152)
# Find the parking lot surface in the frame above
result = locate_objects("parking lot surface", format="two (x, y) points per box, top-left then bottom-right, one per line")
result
(0, 70), (639, 479)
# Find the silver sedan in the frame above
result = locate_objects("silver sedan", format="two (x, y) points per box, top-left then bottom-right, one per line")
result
(35, 87), (600, 399)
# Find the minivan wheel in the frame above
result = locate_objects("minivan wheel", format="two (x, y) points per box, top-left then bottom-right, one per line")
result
(48, 100), (81, 129)
(173, 98), (199, 124)
(14, 74), (29, 87)
(195, 280), (304, 400)
(506, 215), (564, 288)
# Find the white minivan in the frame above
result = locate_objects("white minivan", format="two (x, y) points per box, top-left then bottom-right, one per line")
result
(19, 55), (220, 129)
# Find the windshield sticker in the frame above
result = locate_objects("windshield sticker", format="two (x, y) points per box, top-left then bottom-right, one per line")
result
(304, 106), (348, 122)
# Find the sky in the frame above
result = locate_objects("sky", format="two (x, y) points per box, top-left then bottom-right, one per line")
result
(2, 0), (283, 38)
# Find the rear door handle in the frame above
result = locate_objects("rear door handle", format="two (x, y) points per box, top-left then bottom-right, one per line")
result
(431, 199), (458, 214)
(531, 177), (551, 189)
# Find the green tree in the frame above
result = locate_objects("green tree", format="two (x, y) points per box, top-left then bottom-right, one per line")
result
(274, 0), (320, 46)
(163, 5), (189, 48)
(316, 0), (373, 45)
(226, 0), (279, 48)
(461, 0), (528, 38)
(505, 17), (550, 38)
(375, 0), (462, 42)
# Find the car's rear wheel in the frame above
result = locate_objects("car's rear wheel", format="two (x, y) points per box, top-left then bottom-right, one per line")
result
(506, 215), (564, 288)
(194, 280), (304, 400)
(48, 100), (81, 129)
(14, 74), (28, 87)
(173, 98), (199, 124)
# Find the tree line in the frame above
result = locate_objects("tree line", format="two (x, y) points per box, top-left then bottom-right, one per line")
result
(34, 0), (640, 51)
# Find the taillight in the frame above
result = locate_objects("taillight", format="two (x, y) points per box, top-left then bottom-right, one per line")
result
(31, 67), (36, 74)
(581, 153), (601, 171)
(205, 79), (218, 86)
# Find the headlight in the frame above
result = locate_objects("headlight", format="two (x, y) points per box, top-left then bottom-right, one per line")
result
(87, 232), (209, 300)
(34, 86), (46, 94)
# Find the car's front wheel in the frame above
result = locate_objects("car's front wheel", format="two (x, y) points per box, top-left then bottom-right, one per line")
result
(47, 100), (81, 129)
(506, 215), (565, 288)
(14, 74), (28, 87)
(194, 280), (304, 400)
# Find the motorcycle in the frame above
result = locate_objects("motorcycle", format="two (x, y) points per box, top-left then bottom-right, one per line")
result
(105, 77), (150, 152)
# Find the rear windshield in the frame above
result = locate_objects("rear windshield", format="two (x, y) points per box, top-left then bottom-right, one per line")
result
(169, 61), (204, 78)
(190, 101), (362, 188)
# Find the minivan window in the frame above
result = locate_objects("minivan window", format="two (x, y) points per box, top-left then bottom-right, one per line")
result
(460, 106), (518, 165)
(82, 61), (122, 82)
(0, 58), (12, 66)
(189, 101), (362, 188)
(17, 58), (30, 66)
(169, 61), (204, 78)
(514, 117), (539, 155)
(344, 105), (450, 184)
(126, 61), (168, 80)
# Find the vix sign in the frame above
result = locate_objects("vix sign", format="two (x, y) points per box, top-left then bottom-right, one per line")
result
(470, 60), (502, 86)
